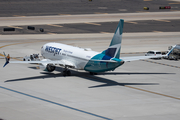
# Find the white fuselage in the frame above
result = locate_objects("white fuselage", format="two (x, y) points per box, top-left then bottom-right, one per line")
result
(41, 42), (99, 70)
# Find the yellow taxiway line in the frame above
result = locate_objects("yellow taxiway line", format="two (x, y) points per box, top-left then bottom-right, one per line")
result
(154, 19), (171, 22)
(84, 22), (101, 26)
(47, 24), (63, 27)
(8, 26), (23, 29)
(124, 21), (138, 24)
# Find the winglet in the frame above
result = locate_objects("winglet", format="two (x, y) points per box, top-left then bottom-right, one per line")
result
(166, 45), (176, 56)
(3, 52), (10, 67)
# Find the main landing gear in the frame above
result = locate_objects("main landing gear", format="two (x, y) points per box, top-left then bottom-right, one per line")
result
(89, 72), (97, 75)
(62, 67), (71, 76)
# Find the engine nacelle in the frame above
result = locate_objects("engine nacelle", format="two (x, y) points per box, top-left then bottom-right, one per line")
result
(40, 64), (56, 72)
(39, 59), (56, 72)
(46, 64), (56, 72)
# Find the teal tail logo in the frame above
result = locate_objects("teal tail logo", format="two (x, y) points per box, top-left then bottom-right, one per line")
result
(103, 19), (124, 59)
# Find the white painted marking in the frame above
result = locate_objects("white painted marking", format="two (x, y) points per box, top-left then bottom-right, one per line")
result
(118, 9), (127, 11)
(98, 7), (107, 9)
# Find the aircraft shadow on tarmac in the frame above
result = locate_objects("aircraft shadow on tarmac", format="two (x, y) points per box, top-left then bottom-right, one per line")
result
(4, 66), (175, 88)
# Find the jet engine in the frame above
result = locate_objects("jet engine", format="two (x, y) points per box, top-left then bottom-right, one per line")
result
(46, 64), (56, 72)
(39, 59), (56, 72)
(40, 64), (56, 72)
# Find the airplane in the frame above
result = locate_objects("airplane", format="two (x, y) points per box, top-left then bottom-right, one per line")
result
(3, 19), (168, 76)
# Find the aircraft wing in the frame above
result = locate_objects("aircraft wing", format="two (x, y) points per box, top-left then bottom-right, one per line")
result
(90, 59), (117, 62)
(9, 60), (75, 68)
(2, 52), (76, 69)
(121, 55), (165, 62)
(9, 60), (60, 64)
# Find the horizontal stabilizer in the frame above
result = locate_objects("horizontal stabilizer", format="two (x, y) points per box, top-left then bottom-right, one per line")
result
(121, 55), (164, 62)
(90, 59), (117, 63)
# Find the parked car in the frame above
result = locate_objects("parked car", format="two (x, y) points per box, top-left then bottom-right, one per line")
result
(145, 50), (162, 59)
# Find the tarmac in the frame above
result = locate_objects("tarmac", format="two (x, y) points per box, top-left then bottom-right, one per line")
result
(0, 0), (180, 17)
(0, 31), (180, 120)
(0, 1), (180, 120)
(1, 19), (180, 35)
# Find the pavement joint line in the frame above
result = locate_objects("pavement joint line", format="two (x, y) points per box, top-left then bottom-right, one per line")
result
(47, 24), (63, 27)
(125, 85), (180, 100)
(141, 60), (180, 69)
(84, 22), (101, 26)
(0, 86), (112, 120)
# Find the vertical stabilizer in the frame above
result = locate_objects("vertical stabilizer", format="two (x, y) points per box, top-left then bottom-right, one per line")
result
(103, 19), (124, 59)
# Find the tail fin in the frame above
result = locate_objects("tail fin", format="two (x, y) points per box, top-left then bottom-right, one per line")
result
(102, 19), (124, 59)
